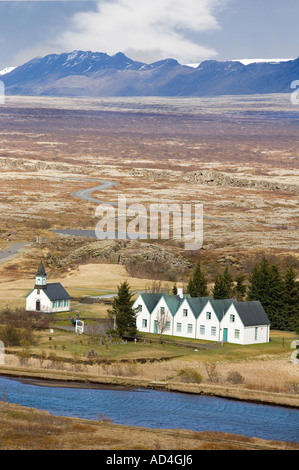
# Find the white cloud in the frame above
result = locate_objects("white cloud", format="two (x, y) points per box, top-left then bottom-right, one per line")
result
(54, 0), (229, 63)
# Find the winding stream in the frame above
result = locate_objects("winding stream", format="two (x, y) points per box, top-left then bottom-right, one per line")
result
(50, 177), (298, 239)
(0, 376), (298, 443)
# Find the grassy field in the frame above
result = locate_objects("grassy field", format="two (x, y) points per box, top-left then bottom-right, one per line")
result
(1, 326), (298, 404)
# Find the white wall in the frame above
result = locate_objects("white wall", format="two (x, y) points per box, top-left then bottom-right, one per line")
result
(222, 304), (270, 344)
(26, 289), (70, 313)
(134, 295), (269, 345)
(242, 325), (270, 344)
(221, 304), (245, 344)
(151, 297), (174, 336)
(174, 298), (197, 339)
(134, 296), (151, 333)
(196, 301), (220, 342)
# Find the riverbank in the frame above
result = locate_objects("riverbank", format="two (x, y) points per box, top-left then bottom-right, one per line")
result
(1, 400), (297, 451)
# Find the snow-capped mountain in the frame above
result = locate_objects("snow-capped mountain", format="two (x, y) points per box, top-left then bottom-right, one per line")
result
(186, 58), (295, 68)
(235, 58), (295, 65)
(0, 66), (16, 76)
(1, 51), (298, 97)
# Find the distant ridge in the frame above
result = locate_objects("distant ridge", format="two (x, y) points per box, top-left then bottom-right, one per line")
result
(0, 66), (17, 76)
(1, 51), (298, 97)
(186, 58), (295, 68)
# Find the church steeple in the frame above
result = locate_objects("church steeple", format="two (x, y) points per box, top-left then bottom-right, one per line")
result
(35, 261), (47, 289)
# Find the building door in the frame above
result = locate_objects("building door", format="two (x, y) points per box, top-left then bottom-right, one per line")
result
(223, 328), (228, 342)
(154, 320), (158, 334)
(36, 300), (41, 311)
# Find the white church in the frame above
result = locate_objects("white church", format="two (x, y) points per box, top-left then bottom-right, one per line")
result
(26, 261), (71, 314)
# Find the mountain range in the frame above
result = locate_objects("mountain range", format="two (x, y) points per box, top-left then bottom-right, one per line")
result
(1, 50), (298, 97)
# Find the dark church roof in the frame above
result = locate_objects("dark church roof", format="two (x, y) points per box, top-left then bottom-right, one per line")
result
(43, 283), (71, 301)
(36, 261), (47, 276)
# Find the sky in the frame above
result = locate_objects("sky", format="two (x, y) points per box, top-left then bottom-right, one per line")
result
(0, 0), (298, 69)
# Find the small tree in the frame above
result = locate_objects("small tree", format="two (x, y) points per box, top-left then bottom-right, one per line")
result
(187, 261), (209, 297)
(156, 308), (171, 343)
(234, 274), (247, 301)
(213, 267), (234, 299)
(108, 281), (137, 338)
(247, 257), (284, 329)
(282, 266), (299, 331)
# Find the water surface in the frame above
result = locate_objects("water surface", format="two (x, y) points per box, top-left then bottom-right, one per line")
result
(0, 376), (298, 443)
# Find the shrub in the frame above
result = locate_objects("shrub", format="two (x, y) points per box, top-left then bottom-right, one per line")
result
(226, 371), (245, 385)
(205, 362), (219, 383)
(0, 325), (21, 346)
(178, 368), (202, 384)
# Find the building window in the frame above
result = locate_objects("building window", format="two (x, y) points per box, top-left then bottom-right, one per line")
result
(142, 319), (147, 328)
(176, 322), (182, 332)
(183, 309), (188, 317)
(234, 329), (240, 339)
(200, 325), (205, 335)
(166, 321), (171, 331)
(255, 327), (258, 340)
(211, 326), (216, 336)
(58, 300), (61, 307)
(230, 314), (235, 322)
(138, 304), (142, 312)
(52, 301), (55, 309)
(37, 289), (40, 295)
(188, 324), (193, 333)
(160, 306), (165, 315)
(206, 312), (211, 320)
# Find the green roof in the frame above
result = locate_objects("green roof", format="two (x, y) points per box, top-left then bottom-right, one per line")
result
(208, 298), (236, 321)
(161, 294), (183, 316)
(139, 293), (191, 316)
(185, 296), (213, 319)
(138, 293), (269, 326)
(139, 293), (165, 313)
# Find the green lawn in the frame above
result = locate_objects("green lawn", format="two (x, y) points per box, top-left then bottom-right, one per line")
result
(18, 326), (296, 364)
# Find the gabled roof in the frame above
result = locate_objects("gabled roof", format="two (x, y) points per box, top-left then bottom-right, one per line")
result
(43, 283), (71, 301)
(138, 292), (191, 316)
(161, 294), (185, 316)
(208, 298), (237, 321)
(137, 293), (270, 328)
(233, 301), (270, 326)
(185, 296), (213, 319)
(138, 293), (165, 313)
(36, 261), (46, 276)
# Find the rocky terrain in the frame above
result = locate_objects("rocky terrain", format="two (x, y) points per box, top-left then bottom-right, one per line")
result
(0, 95), (297, 283)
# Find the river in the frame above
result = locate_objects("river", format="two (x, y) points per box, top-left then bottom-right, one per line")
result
(0, 376), (298, 443)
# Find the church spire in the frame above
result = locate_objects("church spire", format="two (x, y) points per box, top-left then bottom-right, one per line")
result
(35, 261), (47, 289)
(36, 260), (46, 276)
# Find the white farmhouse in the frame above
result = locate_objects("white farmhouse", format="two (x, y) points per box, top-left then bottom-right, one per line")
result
(26, 261), (71, 314)
(133, 288), (270, 345)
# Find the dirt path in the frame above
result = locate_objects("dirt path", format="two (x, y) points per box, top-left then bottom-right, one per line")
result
(0, 242), (31, 264)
